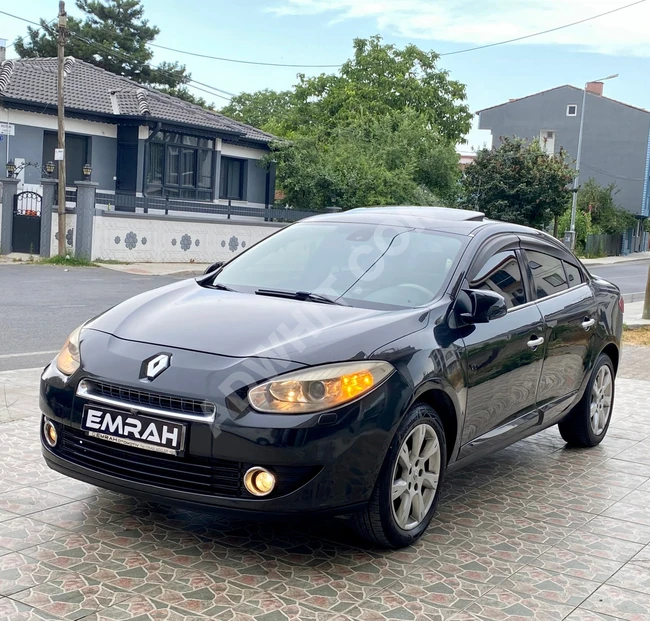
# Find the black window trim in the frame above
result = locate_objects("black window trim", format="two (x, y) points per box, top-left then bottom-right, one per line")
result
(518, 235), (591, 302)
(219, 156), (247, 201)
(146, 130), (215, 201)
(463, 234), (532, 312)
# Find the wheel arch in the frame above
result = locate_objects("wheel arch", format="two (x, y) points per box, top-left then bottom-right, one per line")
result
(413, 388), (459, 464)
(601, 342), (620, 375)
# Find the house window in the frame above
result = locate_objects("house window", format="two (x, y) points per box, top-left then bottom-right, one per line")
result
(567, 104), (578, 117)
(146, 131), (214, 200)
(220, 157), (246, 200)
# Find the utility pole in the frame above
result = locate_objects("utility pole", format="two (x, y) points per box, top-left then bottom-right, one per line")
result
(57, 1), (67, 256)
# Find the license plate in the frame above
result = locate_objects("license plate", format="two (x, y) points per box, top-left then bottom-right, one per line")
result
(82, 406), (186, 455)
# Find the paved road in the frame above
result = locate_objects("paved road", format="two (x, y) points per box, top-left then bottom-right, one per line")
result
(589, 259), (649, 297)
(0, 264), (177, 371)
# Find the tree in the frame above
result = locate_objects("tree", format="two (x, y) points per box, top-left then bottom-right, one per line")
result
(271, 110), (460, 211)
(14, 0), (204, 104)
(221, 35), (472, 145)
(221, 90), (295, 134)
(460, 137), (574, 229)
(577, 178), (636, 234)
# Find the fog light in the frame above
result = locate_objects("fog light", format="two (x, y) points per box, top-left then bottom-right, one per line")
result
(43, 419), (58, 447)
(244, 467), (276, 497)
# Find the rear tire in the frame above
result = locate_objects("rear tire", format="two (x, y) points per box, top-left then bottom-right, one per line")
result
(558, 353), (615, 447)
(351, 402), (447, 548)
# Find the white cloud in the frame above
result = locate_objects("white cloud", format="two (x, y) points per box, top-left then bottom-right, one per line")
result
(269, 0), (650, 56)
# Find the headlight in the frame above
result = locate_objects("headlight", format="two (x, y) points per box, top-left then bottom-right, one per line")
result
(248, 361), (394, 414)
(55, 324), (84, 376)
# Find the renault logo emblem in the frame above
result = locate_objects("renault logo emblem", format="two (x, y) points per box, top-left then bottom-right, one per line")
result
(142, 354), (171, 381)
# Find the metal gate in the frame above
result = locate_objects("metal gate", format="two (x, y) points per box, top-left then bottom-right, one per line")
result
(12, 191), (42, 254)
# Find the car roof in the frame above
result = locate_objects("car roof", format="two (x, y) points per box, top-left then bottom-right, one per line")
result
(301, 206), (493, 234)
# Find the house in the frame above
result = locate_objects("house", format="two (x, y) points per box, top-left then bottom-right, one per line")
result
(0, 57), (276, 213)
(477, 82), (650, 252)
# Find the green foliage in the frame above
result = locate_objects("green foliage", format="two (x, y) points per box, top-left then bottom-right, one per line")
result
(577, 178), (636, 234)
(223, 36), (471, 145)
(557, 207), (593, 254)
(271, 111), (460, 211)
(222, 35), (470, 210)
(39, 255), (96, 267)
(14, 0), (204, 104)
(221, 90), (295, 133)
(459, 137), (575, 229)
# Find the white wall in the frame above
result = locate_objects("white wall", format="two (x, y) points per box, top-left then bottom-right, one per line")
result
(92, 214), (282, 262)
(49, 213), (77, 257)
(1, 107), (117, 138)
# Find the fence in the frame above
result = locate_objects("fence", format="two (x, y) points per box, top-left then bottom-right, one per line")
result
(585, 233), (622, 257)
(95, 192), (323, 223)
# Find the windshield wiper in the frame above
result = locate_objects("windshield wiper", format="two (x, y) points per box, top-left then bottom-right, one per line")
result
(255, 288), (347, 306)
(211, 282), (236, 292)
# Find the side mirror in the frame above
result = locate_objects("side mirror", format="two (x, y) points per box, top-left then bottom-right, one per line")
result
(203, 261), (224, 275)
(456, 289), (507, 324)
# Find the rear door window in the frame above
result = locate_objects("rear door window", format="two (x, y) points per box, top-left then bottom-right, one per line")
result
(525, 250), (568, 299)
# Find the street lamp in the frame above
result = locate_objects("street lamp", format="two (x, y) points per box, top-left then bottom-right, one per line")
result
(45, 161), (55, 177)
(5, 160), (16, 178)
(568, 73), (619, 250)
(82, 163), (92, 181)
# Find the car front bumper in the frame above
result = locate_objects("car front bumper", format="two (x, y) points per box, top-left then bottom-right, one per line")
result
(40, 331), (411, 515)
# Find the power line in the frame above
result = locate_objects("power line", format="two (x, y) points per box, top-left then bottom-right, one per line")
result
(149, 42), (341, 68)
(70, 33), (232, 101)
(440, 0), (648, 57)
(582, 162), (644, 182)
(148, 0), (647, 67)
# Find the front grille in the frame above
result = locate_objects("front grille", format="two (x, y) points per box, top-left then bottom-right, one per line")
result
(56, 427), (319, 499)
(59, 427), (242, 496)
(80, 380), (216, 419)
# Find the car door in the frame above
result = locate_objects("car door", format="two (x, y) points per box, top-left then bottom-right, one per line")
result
(458, 237), (546, 460)
(520, 240), (599, 423)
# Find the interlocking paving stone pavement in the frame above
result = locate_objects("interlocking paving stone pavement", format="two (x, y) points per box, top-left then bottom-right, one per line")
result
(0, 347), (648, 620)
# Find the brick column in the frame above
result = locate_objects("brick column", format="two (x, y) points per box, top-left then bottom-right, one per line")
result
(74, 181), (98, 260)
(0, 177), (20, 255)
(40, 179), (56, 257)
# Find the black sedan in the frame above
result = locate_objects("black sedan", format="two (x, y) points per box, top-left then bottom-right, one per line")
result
(40, 207), (622, 548)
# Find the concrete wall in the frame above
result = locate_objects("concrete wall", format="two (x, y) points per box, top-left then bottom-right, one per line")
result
(91, 211), (282, 262)
(48, 212), (77, 257)
(479, 86), (650, 215)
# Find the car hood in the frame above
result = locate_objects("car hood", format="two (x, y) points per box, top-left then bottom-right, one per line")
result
(87, 279), (431, 364)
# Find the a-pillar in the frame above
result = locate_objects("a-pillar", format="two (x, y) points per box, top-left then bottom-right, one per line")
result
(74, 181), (98, 261)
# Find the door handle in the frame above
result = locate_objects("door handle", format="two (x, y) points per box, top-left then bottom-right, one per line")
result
(527, 336), (545, 349)
(581, 318), (595, 330)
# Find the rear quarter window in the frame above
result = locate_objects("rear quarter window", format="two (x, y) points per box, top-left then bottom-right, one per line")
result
(563, 261), (584, 288)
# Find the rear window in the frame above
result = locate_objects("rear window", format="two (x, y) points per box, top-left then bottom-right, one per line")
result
(526, 250), (568, 299)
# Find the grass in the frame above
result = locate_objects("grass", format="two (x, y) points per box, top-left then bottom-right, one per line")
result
(39, 255), (96, 267)
(94, 259), (130, 265)
(622, 325), (650, 346)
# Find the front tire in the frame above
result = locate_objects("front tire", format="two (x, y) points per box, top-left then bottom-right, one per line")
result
(351, 402), (447, 548)
(558, 353), (615, 447)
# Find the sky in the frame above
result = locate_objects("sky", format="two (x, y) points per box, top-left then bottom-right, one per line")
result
(3, 0), (650, 150)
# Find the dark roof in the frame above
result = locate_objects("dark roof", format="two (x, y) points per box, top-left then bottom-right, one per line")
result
(0, 57), (275, 144)
(301, 206), (489, 234)
(476, 84), (650, 116)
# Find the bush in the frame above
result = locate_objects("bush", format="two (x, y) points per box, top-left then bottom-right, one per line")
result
(557, 207), (593, 254)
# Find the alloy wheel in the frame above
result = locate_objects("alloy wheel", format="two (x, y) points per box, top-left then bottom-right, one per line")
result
(391, 423), (441, 531)
(590, 365), (613, 436)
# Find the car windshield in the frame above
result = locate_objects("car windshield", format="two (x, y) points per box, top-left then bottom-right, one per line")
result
(209, 221), (465, 309)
